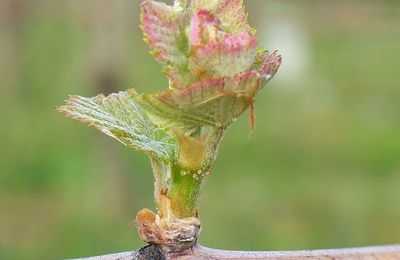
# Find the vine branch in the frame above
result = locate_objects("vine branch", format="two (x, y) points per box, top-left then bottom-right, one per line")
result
(75, 244), (400, 260)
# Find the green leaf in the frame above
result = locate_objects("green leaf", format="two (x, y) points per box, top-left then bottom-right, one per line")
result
(57, 89), (176, 160)
(137, 72), (261, 132)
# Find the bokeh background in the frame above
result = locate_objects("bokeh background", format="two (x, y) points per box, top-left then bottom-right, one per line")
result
(1, 0), (399, 259)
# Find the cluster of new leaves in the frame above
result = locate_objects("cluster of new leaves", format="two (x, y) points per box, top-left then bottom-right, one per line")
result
(141, 0), (280, 87)
(59, 0), (281, 165)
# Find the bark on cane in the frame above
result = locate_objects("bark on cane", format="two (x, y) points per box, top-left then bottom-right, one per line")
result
(74, 244), (400, 260)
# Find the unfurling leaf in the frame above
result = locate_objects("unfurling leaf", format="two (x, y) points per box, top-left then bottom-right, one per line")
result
(141, 1), (186, 65)
(188, 9), (257, 78)
(138, 51), (281, 132)
(139, 73), (258, 131)
(57, 89), (176, 160)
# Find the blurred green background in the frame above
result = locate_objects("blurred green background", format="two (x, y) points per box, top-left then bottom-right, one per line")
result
(1, 0), (399, 259)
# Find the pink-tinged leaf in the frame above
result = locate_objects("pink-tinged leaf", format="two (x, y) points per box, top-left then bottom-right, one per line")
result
(215, 0), (251, 33)
(164, 67), (196, 89)
(141, 0), (186, 65)
(188, 10), (257, 78)
(259, 50), (283, 82)
(188, 0), (251, 33)
(188, 0), (220, 14)
(138, 71), (261, 131)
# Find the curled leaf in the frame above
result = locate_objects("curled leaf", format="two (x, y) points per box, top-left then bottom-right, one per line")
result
(188, 9), (257, 78)
(138, 71), (260, 131)
(141, 0), (186, 65)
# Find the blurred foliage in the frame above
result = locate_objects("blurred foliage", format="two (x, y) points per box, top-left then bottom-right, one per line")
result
(0, 0), (399, 259)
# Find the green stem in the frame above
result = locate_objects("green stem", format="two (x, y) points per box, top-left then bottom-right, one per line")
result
(150, 127), (224, 219)
(150, 158), (204, 218)
(168, 167), (204, 218)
